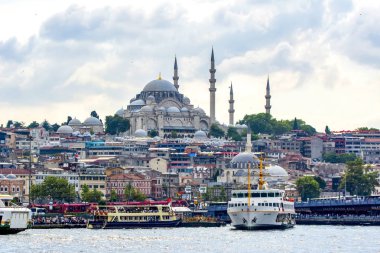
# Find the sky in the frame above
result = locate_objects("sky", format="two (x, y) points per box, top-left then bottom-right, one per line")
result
(0, 0), (380, 132)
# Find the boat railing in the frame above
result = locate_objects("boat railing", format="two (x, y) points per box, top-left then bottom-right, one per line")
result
(295, 198), (380, 207)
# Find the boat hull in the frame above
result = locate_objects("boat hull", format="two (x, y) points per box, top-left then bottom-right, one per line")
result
(88, 219), (181, 229)
(0, 226), (27, 235)
(228, 211), (295, 230)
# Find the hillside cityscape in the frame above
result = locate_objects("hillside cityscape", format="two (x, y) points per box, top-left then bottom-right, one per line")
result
(1, 51), (378, 204)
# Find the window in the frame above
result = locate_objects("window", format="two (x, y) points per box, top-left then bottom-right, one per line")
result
(265, 203), (268, 206)
(268, 193), (275, 197)
(261, 193), (268, 198)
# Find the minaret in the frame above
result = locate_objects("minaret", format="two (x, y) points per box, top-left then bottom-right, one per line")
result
(265, 76), (271, 114)
(228, 82), (235, 125)
(245, 128), (252, 152)
(173, 56), (179, 90)
(209, 48), (216, 124)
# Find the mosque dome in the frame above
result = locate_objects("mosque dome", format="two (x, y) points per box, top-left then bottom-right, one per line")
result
(83, 131), (92, 137)
(167, 106), (180, 113)
(130, 99), (145, 106)
(180, 107), (189, 112)
(183, 97), (191, 105)
(143, 79), (177, 92)
(0, 174), (5, 179)
(194, 130), (207, 139)
(134, 129), (148, 138)
(146, 95), (155, 102)
(56, 125), (74, 134)
(140, 105), (153, 113)
(266, 165), (288, 177)
(115, 108), (124, 117)
(68, 118), (81, 126)
(194, 107), (205, 114)
(84, 116), (102, 126)
(6, 174), (17, 180)
(231, 152), (259, 166)
(156, 106), (166, 112)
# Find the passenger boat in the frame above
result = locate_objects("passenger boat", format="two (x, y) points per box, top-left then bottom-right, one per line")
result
(0, 194), (31, 234)
(87, 203), (181, 229)
(227, 157), (295, 230)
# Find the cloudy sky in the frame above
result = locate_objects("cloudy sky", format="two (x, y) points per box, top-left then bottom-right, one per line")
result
(0, 0), (379, 131)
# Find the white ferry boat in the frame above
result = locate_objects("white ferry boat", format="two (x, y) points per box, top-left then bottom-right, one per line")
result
(227, 189), (295, 230)
(0, 194), (32, 234)
(227, 149), (295, 230)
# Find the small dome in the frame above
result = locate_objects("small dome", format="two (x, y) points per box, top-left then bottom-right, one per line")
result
(140, 105), (154, 112)
(56, 125), (74, 134)
(181, 107), (189, 112)
(6, 174), (17, 180)
(167, 106), (180, 113)
(134, 129), (148, 138)
(84, 116), (102, 126)
(115, 108), (124, 117)
(68, 118), (81, 126)
(0, 174), (5, 179)
(183, 97), (191, 105)
(194, 130), (207, 139)
(83, 131), (92, 137)
(231, 152), (259, 165)
(194, 107), (205, 114)
(267, 165), (288, 177)
(153, 136), (161, 141)
(143, 79), (177, 92)
(147, 95), (155, 101)
(156, 106), (166, 112)
(130, 99), (145, 106)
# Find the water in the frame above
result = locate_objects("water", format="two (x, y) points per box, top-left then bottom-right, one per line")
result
(1, 225), (380, 253)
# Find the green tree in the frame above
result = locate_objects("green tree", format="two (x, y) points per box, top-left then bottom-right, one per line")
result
(313, 176), (326, 189)
(30, 176), (76, 202)
(148, 129), (159, 138)
(227, 127), (242, 141)
(30, 184), (43, 202)
(41, 120), (51, 131)
(339, 159), (379, 196)
(322, 153), (357, 163)
(209, 124), (225, 138)
(6, 120), (13, 128)
(219, 187), (227, 201)
(296, 176), (320, 201)
(81, 184), (103, 202)
(105, 115), (130, 135)
(28, 121), (40, 128)
(171, 131), (178, 138)
(13, 121), (24, 128)
(124, 183), (146, 201)
(300, 124), (316, 136)
(66, 116), (72, 125)
(109, 190), (119, 202)
(292, 117), (299, 130)
(91, 111), (99, 119)
(81, 184), (90, 200)
(325, 125), (331, 135)
(51, 123), (60, 132)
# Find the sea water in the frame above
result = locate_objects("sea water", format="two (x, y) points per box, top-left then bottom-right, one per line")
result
(1, 225), (380, 253)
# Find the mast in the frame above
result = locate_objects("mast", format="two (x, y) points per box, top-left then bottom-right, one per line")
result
(247, 162), (251, 207)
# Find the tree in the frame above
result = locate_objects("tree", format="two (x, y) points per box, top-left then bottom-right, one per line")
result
(322, 153), (357, 163)
(171, 131), (178, 138)
(13, 121), (24, 128)
(6, 120), (13, 128)
(105, 115), (130, 135)
(41, 120), (51, 131)
(51, 123), (60, 132)
(300, 124), (316, 136)
(292, 117), (299, 130)
(296, 176), (320, 201)
(356, 127), (379, 131)
(109, 190), (119, 202)
(28, 121), (40, 128)
(148, 129), (159, 138)
(339, 159), (379, 196)
(227, 127), (242, 141)
(81, 184), (103, 203)
(66, 116), (72, 125)
(91, 111), (99, 119)
(313, 176), (326, 189)
(124, 183), (146, 201)
(209, 124), (225, 138)
(325, 125), (331, 135)
(30, 176), (76, 202)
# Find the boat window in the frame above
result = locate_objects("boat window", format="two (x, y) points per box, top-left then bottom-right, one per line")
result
(232, 193), (238, 198)
(265, 203), (268, 206)
(268, 193), (275, 197)
(244, 193), (248, 198)
(237, 193), (244, 198)
(258, 203), (261, 206)
(269, 203), (273, 206)
(275, 192), (280, 197)
(261, 193), (268, 198)
(252, 193), (260, 198)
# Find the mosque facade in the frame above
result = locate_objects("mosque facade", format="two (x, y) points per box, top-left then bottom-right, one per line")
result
(116, 51), (217, 138)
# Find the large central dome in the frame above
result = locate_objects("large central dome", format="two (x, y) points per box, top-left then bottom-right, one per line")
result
(143, 79), (177, 92)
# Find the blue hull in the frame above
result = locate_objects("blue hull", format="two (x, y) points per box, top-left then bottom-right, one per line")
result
(88, 219), (181, 229)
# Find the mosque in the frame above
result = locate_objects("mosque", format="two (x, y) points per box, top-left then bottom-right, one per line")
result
(114, 49), (272, 138)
